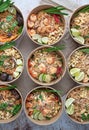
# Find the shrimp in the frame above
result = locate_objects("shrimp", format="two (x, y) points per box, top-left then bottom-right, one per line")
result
(46, 25), (52, 33)
(29, 67), (38, 78)
(37, 11), (44, 19)
(26, 102), (33, 108)
(27, 20), (34, 28)
(28, 29), (36, 36)
(49, 66), (57, 74)
(30, 14), (37, 22)
(37, 26), (46, 34)
(46, 57), (54, 64)
(38, 63), (46, 73)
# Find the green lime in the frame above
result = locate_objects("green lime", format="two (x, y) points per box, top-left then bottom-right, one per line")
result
(71, 28), (80, 37)
(65, 98), (75, 108)
(74, 36), (85, 44)
(70, 68), (80, 77)
(66, 104), (74, 115)
(75, 71), (85, 82)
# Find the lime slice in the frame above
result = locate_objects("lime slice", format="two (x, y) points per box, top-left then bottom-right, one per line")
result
(38, 113), (45, 120)
(39, 74), (44, 82)
(42, 37), (49, 44)
(70, 68), (80, 77)
(65, 98), (75, 108)
(71, 28), (80, 37)
(38, 37), (42, 44)
(66, 104), (74, 115)
(74, 36), (85, 44)
(75, 71), (85, 82)
(32, 34), (41, 40)
(44, 74), (51, 83)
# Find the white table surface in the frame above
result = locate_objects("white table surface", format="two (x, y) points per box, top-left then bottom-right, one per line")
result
(1, 0), (89, 130)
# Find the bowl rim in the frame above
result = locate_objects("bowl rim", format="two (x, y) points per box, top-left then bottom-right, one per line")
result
(0, 5), (24, 45)
(0, 83), (23, 124)
(0, 45), (24, 84)
(67, 45), (89, 85)
(64, 85), (89, 124)
(24, 86), (63, 125)
(26, 45), (66, 86)
(69, 4), (89, 46)
(26, 4), (66, 46)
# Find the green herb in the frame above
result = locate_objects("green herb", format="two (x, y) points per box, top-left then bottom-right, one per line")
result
(0, 41), (15, 50)
(0, 55), (10, 66)
(0, 103), (8, 110)
(0, 0), (3, 5)
(39, 94), (43, 101)
(79, 6), (89, 13)
(0, 85), (17, 91)
(80, 48), (89, 54)
(85, 87), (89, 90)
(51, 73), (57, 79)
(6, 15), (13, 22)
(81, 113), (89, 121)
(84, 35), (89, 39)
(11, 104), (21, 116)
(18, 26), (23, 34)
(45, 44), (65, 52)
(44, 6), (68, 15)
(45, 116), (51, 120)
(0, 0), (14, 13)
(73, 25), (80, 29)
(11, 21), (18, 29)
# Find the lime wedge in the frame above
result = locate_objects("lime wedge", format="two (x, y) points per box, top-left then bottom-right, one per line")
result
(65, 98), (75, 108)
(32, 34), (41, 40)
(70, 68), (80, 77)
(42, 37), (49, 44)
(66, 104), (74, 115)
(74, 36), (85, 44)
(75, 71), (85, 82)
(71, 28), (80, 37)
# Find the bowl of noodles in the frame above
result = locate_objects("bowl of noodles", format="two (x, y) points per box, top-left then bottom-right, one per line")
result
(24, 86), (63, 125)
(65, 85), (89, 124)
(26, 5), (67, 46)
(69, 5), (89, 46)
(0, 0), (24, 44)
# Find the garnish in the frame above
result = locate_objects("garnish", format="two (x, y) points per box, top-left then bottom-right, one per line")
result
(84, 35), (89, 39)
(85, 87), (89, 90)
(0, 41), (15, 50)
(44, 6), (68, 15)
(79, 6), (89, 13)
(0, 55), (10, 66)
(0, 103), (8, 110)
(80, 48), (89, 54)
(18, 26), (23, 34)
(11, 104), (21, 116)
(73, 25), (80, 29)
(38, 94), (43, 101)
(0, 85), (17, 91)
(0, 0), (14, 13)
(81, 113), (89, 121)
(6, 15), (13, 22)
(45, 44), (65, 52)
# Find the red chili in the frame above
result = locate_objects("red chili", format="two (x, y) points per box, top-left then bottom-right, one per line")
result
(53, 14), (60, 23)
(56, 66), (62, 75)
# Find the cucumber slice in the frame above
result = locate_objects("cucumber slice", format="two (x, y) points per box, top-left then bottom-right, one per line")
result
(15, 66), (23, 72)
(42, 37), (49, 44)
(71, 28), (80, 37)
(16, 59), (23, 65)
(32, 34), (41, 40)
(33, 111), (40, 120)
(38, 113), (45, 120)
